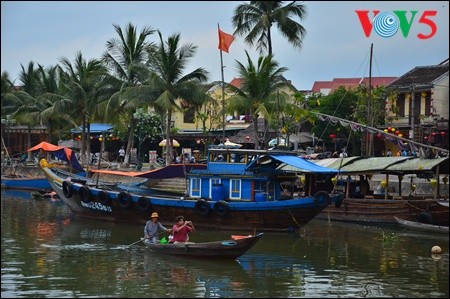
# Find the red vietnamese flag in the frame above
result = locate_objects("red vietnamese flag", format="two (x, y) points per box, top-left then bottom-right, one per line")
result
(218, 27), (234, 53)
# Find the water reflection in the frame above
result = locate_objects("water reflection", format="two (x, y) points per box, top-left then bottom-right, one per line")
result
(1, 190), (449, 298)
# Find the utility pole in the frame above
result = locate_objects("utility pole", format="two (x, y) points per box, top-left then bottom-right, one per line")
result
(410, 84), (415, 142)
(367, 43), (373, 156)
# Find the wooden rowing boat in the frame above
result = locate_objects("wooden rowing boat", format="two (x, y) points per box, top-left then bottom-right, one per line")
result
(142, 233), (263, 259)
(394, 216), (449, 234)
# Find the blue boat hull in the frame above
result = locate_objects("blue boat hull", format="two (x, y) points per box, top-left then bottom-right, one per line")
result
(1, 175), (52, 191)
(41, 166), (340, 232)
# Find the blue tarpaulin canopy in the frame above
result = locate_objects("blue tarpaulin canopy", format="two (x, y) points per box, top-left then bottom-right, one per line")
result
(270, 154), (339, 174)
(71, 123), (114, 134)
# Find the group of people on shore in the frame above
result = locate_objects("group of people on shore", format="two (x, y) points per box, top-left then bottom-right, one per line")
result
(144, 212), (195, 244)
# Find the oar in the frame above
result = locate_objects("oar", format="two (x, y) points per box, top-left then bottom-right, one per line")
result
(127, 238), (144, 247)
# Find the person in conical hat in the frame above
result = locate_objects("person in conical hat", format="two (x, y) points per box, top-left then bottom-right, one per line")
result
(144, 212), (171, 243)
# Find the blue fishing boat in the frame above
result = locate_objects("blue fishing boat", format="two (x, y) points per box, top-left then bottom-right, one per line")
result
(1, 173), (52, 191)
(40, 147), (343, 232)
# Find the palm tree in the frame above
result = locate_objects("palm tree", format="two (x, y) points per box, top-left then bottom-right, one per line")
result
(57, 51), (110, 165)
(30, 64), (76, 145)
(1, 71), (22, 116)
(146, 31), (208, 165)
(232, 1), (306, 55)
(227, 51), (289, 149)
(18, 61), (41, 97)
(103, 22), (155, 165)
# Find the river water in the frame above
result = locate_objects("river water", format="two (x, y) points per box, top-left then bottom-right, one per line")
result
(1, 189), (448, 298)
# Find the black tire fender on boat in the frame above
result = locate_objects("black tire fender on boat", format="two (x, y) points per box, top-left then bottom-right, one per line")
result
(97, 190), (110, 205)
(416, 211), (432, 224)
(334, 193), (344, 208)
(78, 185), (91, 203)
(214, 200), (229, 217)
(137, 196), (152, 212)
(314, 191), (331, 205)
(117, 191), (132, 209)
(195, 199), (211, 216)
(62, 181), (73, 198)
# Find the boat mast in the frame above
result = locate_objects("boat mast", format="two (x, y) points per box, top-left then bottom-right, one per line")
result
(219, 32), (226, 143)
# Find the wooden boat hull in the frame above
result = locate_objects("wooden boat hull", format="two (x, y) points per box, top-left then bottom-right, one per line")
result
(317, 197), (449, 226)
(143, 233), (263, 259)
(394, 216), (449, 234)
(1, 175), (52, 191)
(41, 166), (339, 232)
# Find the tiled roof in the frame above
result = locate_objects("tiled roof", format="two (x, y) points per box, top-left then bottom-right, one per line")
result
(229, 78), (243, 88)
(311, 77), (397, 94)
(311, 81), (333, 93)
(387, 64), (449, 90)
(229, 76), (296, 91)
(228, 118), (276, 144)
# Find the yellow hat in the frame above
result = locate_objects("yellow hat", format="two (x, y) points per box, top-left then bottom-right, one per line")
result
(150, 212), (159, 218)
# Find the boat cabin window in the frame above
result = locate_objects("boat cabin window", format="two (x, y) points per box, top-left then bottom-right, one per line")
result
(229, 179), (242, 199)
(209, 151), (256, 164)
(190, 178), (201, 198)
(211, 178), (221, 185)
(210, 153), (225, 162)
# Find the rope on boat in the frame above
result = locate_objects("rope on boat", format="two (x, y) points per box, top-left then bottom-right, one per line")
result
(287, 208), (302, 229)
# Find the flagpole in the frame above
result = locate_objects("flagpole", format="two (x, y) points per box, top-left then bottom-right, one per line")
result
(219, 24), (226, 143)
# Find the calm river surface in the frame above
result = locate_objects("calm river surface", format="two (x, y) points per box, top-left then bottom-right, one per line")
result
(1, 189), (449, 298)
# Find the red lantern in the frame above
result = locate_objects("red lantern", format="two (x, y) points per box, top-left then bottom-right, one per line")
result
(329, 133), (336, 140)
(245, 136), (250, 141)
(431, 132), (437, 136)
(376, 133), (382, 139)
(395, 130), (400, 135)
(424, 136), (429, 140)
(441, 131), (446, 136)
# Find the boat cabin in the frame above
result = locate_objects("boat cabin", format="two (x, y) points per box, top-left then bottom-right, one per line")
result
(186, 147), (337, 202)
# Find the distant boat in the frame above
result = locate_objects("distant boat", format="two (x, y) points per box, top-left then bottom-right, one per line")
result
(394, 216), (449, 234)
(1, 141), (85, 192)
(40, 147), (343, 232)
(142, 233), (263, 259)
(1, 174), (52, 192)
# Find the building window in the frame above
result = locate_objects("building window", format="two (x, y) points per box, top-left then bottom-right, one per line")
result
(183, 107), (195, 123)
(398, 94), (405, 117)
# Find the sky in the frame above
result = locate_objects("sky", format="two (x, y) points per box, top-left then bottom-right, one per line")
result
(1, 1), (449, 91)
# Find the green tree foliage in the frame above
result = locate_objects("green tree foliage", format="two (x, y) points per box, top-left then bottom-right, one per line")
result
(146, 31), (208, 165)
(232, 1), (307, 55)
(227, 51), (288, 149)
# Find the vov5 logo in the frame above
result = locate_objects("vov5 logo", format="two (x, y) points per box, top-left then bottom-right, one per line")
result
(355, 10), (437, 39)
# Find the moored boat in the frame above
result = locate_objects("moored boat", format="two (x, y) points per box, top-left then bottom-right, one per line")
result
(394, 216), (449, 234)
(1, 141), (85, 192)
(1, 174), (52, 192)
(292, 156), (449, 226)
(143, 233), (263, 259)
(40, 147), (344, 232)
